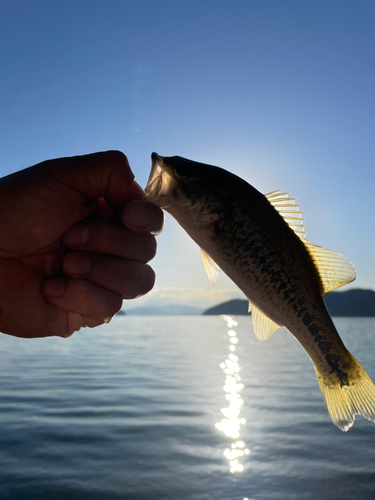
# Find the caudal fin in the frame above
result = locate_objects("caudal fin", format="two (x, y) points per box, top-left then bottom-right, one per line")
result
(314, 353), (375, 431)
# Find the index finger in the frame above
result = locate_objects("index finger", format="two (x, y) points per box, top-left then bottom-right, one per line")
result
(39, 150), (139, 206)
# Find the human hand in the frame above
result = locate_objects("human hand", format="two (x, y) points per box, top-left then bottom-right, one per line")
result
(0, 151), (163, 338)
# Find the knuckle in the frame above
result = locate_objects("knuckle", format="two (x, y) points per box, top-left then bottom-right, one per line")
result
(108, 293), (123, 315)
(141, 236), (157, 262)
(106, 150), (128, 164)
(140, 265), (156, 294)
(106, 151), (133, 180)
(124, 264), (155, 299)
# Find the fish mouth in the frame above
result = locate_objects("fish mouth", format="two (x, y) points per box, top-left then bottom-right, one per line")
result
(144, 152), (173, 207)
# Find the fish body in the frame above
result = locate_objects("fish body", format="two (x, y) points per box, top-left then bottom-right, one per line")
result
(145, 152), (375, 431)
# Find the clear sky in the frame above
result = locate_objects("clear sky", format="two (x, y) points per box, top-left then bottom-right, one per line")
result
(1, 0), (374, 309)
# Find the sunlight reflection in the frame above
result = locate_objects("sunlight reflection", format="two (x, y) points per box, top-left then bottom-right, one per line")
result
(215, 315), (250, 474)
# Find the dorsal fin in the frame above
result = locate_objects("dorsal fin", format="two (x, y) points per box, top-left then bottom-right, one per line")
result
(265, 190), (356, 294)
(265, 190), (308, 242)
(305, 243), (356, 294)
(201, 249), (221, 285)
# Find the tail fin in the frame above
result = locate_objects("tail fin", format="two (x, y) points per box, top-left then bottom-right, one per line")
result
(314, 353), (375, 431)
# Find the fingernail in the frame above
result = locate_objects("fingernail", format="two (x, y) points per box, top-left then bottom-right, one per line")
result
(43, 279), (65, 297)
(125, 202), (153, 228)
(64, 253), (91, 277)
(64, 224), (90, 246)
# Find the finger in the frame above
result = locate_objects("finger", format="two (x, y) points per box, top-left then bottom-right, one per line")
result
(81, 316), (109, 328)
(64, 312), (106, 338)
(62, 252), (155, 299)
(39, 150), (141, 206)
(63, 220), (157, 263)
(66, 312), (114, 338)
(122, 201), (164, 236)
(42, 277), (123, 321)
(132, 181), (145, 199)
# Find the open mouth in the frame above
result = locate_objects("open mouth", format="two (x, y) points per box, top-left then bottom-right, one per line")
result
(144, 153), (163, 197)
(144, 153), (173, 207)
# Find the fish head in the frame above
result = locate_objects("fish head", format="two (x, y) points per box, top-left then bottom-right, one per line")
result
(144, 153), (232, 226)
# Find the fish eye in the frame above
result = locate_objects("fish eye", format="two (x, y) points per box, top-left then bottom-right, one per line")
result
(174, 165), (188, 178)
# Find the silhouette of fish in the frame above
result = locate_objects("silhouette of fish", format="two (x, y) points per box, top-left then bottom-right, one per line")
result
(145, 152), (375, 431)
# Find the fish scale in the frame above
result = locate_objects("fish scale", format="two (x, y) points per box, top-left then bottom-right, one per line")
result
(144, 152), (375, 431)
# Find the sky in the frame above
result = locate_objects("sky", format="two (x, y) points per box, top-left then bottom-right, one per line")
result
(0, 0), (374, 309)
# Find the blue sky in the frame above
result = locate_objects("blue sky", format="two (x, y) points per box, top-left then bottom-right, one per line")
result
(1, 0), (374, 308)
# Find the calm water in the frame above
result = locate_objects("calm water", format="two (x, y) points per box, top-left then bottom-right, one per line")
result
(1, 316), (375, 500)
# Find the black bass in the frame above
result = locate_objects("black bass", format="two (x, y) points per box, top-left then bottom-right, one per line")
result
(145, 152), (375, 431)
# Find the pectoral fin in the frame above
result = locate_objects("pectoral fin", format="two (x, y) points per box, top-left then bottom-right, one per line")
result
(201, 249), (221, 285)
(251, 305), (282, 341)
(305, 243), (356, 294)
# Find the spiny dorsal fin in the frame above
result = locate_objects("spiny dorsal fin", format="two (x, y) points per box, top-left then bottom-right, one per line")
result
(265, 190), (308, 242)
(201, 249), (221, 285)
(251, 305), (282, 341)
(305, 243), (356, 294)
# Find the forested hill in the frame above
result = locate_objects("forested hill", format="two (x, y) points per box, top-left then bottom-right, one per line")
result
(202, 289), (375, 316)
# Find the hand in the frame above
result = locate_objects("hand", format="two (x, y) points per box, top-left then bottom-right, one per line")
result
(0, 151), (164, 338)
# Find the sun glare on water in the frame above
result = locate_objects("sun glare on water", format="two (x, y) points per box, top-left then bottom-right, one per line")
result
(215, 315), (250, 473)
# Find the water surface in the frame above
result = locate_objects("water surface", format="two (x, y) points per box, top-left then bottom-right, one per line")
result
(0, 316), (375, 499)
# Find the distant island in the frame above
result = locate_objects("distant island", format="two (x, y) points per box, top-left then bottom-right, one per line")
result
(202, 289), (375, 317)
(203, 299), (249, 316)
(119, 289), (375, 316)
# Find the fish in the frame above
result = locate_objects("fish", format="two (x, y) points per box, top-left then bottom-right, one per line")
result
(144, 152), (375, 431)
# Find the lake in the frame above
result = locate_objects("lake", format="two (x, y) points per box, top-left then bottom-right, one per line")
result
(0, 316), (375, 500)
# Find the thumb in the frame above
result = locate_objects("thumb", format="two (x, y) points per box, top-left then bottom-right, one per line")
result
(39, 150), (139, 206)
